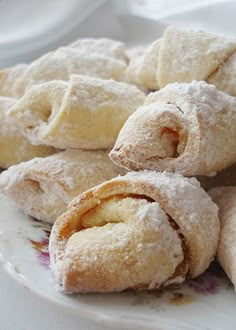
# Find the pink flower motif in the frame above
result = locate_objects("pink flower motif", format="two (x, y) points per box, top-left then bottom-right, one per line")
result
(29, 238), (50, 269)
(187, 273), (220, 295)
(37, 250), (50, 269)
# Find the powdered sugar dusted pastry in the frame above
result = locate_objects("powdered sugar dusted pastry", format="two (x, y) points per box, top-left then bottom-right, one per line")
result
(7, 74), (145, 149)
(110, 81), (236, 176)
(0, 64), (27, 97)
(49, 171), (219, 293)
(127, 39), (161, 90)
(0, 149), (126, 224)
(69, 38), (128, 63)
(209, 187), (236, 290)
(0, 96), (55, 169)
(0, 39), (128, 98)
(127, 26), (236, 96)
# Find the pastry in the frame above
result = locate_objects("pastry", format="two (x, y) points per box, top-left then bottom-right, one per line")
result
(0, 149), (126, 223)
(49, 171), (219, 293)
(69, 38), (128, 62)
(127, 26), (236, 96)
(0, 64), (28, 97)
(7, 74), (145, 150)
(110, 81), (236, 176)
(0, 96), (55, 169)
(0, 38), (128, 98)
(209, 187), (236, 290)
(127, 39), (161, 91)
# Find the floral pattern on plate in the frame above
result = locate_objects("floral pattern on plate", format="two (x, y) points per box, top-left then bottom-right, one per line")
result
(0, 195), (235, 330)
(27, 215), (232, 306)
(28, 219), (51, 269)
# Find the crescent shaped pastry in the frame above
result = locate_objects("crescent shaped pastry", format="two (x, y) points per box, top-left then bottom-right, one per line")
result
(0, 96), (55, 169)
(209, 187), (236, 290)
(49, 171), (219, 293)
(127, 26), (236, 96)
(0, 38), (128, 98)
(7, 74), (145, 150)
(0, 149), (126, 224)
(110, 81), (236, 176)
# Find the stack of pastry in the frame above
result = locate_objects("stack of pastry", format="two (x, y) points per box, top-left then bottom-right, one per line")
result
(0, 26), (236, 294)
(0, 38), (146, 221)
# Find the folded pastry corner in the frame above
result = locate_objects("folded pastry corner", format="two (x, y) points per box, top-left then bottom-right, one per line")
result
(49, 171), (219, 293)
(126, 39), (161, 90)
(0, 96), (55, 169)
(0, 149), (126, 223)
(7, 74), (146, 150)
(127, 26), (236, 96)
(0, 38), (128, 98)
(110, 81), (236, 176)
(0, 64), (27, 97)
(209, 187), (236, 290)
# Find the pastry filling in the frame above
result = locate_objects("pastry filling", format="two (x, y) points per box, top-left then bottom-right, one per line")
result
(164, 219), (189, 285)
(71, 194), (189, 288)
(161, 127), (180, 157)
(79, 194), (155, 229)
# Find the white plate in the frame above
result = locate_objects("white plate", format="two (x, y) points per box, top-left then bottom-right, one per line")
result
(0, 194), (236, 330)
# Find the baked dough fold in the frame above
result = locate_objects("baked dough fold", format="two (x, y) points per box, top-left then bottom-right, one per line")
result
(0, 149), (125, 223)
(0, 96), (55, 169)
(110, 81), (236, 176)
(49, 171), (219, 293)
(209, 187), (236, 290)
(0, 38), (128, 98)
(127, 26), (236, 96)
(7, 74), (145, 149)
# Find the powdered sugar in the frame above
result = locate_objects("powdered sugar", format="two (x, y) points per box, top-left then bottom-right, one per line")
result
(111, 79), (236, 176)
(7, 74), (145, 149)
(0, 149), (126, 223)
(50, 170), (219, 292)
(0, 38), (129, 98)
(126, 25), (236, 95)
(51, 192), (185, 292)
(125, 170), (217, 229)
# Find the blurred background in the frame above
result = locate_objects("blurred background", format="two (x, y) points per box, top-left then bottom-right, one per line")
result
(0, 0), (235, 67)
